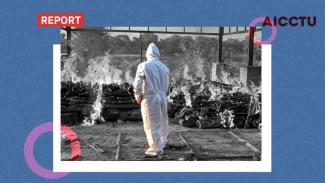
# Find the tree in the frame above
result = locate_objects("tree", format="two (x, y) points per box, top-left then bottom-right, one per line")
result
(71, 31), (109, 59)
(160, 35), (183, 55)
(222, 38), (245, 62)
(142, 33), (158, 47)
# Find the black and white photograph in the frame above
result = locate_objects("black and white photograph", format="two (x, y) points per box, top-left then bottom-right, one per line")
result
(59, 27), (263, 161)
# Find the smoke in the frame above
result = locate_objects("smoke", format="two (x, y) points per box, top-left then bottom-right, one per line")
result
(195, 57), (206, 80)
(215, 63), (238, 85)
(181, 41), (207, 81)
(183, 64), (192, 80)
(124, 68), (134, 84)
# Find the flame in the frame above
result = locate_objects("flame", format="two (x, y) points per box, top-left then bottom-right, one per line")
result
(167, 85), (182, 103)
(215, 63), (237, 85)
(220, 109), (235, 128)
(85, 53), (123, 85)
(81, 84), (104, 127)
(181, 85), (192, 107)
(207, 83), (223, 101)
(62, 44), (261, 127)
(62, 52), (133, 85)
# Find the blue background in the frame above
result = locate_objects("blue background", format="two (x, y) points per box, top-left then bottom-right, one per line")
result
(1, 0), (324, 182)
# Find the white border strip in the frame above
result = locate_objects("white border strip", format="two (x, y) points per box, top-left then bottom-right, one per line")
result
(53, 44), (61, 170)
(53, 44), (272, 172)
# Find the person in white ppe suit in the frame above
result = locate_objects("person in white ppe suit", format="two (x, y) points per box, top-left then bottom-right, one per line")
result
(133, 43), (170, 156)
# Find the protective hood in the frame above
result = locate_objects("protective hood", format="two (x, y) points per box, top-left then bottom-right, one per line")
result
(146, 43), (160, 61)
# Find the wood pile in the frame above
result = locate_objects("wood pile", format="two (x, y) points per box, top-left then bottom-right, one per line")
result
(101, 83), (141, 122)
(61, 82), (95, 125)
(61, 82), (141, 125)
(169, 80), (261, 129)
(61, 80), (261, 129)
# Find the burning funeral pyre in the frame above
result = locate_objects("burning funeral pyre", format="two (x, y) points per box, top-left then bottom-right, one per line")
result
(61, 79), (261, 129)
(61, 50), (261, 129)
(61, 82), (141, 127)
(168, 79), (261, 129)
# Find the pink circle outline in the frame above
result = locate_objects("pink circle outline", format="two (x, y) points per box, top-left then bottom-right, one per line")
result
(24, 122), (69, 179)
(249, 16), (277, 45)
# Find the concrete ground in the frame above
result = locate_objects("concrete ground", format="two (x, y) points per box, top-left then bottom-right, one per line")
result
(61, 121), (261, 161)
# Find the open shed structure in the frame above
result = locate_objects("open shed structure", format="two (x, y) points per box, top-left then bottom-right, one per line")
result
(62, 26), (260, 65)
(61, 26), (262, 85)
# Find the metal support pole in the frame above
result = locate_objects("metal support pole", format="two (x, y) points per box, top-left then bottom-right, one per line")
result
(140, 32), (143, 62)
(248, 27), (255, 66)
(66, 27), (71, 56)
(218, 27), (224, 63)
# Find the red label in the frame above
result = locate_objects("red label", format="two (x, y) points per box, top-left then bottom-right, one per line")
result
(37, 13), (84, 27)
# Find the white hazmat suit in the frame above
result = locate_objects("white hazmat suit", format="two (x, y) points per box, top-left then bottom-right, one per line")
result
(133, 43), (170, 156)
